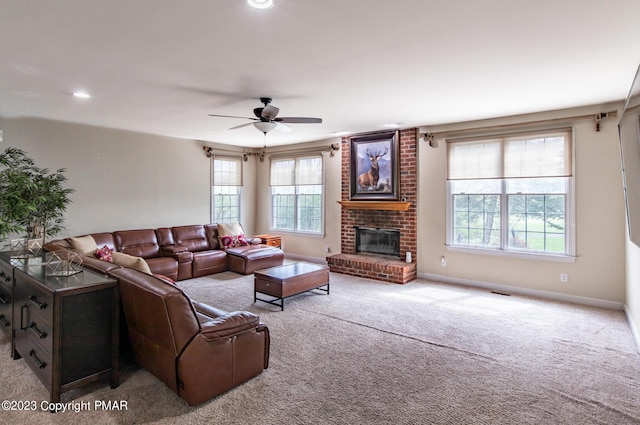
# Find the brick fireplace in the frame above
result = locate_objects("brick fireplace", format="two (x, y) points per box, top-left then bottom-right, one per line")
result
(327, 128), (417, 284)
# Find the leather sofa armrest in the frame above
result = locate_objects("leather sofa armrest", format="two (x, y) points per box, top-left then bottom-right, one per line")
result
(192, 301), (229, 319)
(161, 246), (193, 263)
(200, 311), (260, 341)
(162, 244), (188, 254)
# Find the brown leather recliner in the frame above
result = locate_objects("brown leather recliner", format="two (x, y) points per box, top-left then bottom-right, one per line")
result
(110, 267), (270, 406)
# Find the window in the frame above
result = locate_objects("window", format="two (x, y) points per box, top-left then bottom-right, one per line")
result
(447, 129), (573, 257)
(270, 155), (324, 234)
(212, 157), (242, 223)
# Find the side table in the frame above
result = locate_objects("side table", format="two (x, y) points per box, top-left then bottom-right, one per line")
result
(253, 234), (282, 249)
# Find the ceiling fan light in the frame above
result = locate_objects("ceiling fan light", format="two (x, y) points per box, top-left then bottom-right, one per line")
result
(247, 0), (274, 9)
(253, 121), (278, 133)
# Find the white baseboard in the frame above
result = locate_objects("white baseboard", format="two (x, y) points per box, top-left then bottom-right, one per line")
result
(284, 253), (328, 265)
(419, 272), (625, 311)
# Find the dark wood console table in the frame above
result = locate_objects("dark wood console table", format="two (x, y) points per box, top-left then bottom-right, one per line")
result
(0, 252), (119, 403)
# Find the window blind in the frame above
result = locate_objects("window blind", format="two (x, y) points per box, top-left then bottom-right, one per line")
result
(447, 130), (572, 180)
(270, 156), (322, 186)
(213, 157), (242, 186)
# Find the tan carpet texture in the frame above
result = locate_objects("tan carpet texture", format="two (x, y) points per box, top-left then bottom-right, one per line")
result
(1, 271), (639, 424)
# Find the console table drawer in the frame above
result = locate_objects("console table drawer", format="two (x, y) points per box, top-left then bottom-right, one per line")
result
(0, 285), (12, 333)
(24, 345), (53, 388)
(0, 263), (13, 339)
(0, 264), (12, 285)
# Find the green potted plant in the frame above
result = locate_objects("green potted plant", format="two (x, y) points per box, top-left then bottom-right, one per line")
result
(0, 147), (74, 247)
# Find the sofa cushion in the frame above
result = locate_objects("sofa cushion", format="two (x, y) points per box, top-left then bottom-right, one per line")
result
(155, 227), (175, 247)
(90, 232), (117, 252)
(171, 225), (210, 252)
(225, 245), (284, 275)
(112, 251), (152, 274)
(146, 257), (179, 281)
(114, 229), (161, 259)
(69, 235), (98, 256)
(204, 224), (221, 250)
(192, 250), (227, 278)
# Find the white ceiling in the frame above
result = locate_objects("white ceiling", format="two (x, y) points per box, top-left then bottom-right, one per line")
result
(2, 0), (640, 148)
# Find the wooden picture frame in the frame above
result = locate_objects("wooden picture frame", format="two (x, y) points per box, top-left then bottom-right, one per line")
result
(349, 130), (399, 200)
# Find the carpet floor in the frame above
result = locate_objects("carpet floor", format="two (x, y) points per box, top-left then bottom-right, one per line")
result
(1, 271), (639, 424)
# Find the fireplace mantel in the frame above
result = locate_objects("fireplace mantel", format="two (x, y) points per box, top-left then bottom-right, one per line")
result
(337, 200), (411, 211)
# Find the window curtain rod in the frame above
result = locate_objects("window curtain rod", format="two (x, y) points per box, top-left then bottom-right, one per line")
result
(421, 109), (618, 142)
(267, 143), (340, 159)
(202, 145), (246, 158)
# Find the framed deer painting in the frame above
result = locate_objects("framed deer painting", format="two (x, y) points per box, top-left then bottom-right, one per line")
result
(349, 130), (399, 200)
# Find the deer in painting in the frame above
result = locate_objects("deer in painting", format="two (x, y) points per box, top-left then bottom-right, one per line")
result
(357, 146), (389, 191)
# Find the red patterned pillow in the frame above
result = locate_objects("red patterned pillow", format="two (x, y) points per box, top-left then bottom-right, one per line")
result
(153, 273), (176, 286)
(95, 245), (113, 262)
(218, 234), (250, 249)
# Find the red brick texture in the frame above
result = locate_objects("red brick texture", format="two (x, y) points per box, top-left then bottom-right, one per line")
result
(327, 128), (418, 284)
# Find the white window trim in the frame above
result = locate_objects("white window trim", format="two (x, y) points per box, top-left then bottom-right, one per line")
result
(269, 153), (326, 235)
(211, 156), (243, 223)
(445, 127), (576, 261)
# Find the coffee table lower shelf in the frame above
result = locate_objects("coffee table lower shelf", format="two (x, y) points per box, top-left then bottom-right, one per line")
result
(254, 262), (330, 311)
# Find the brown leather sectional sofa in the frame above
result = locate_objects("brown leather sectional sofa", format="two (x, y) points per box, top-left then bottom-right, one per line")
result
(44, 223), (284, 281)
(43, 223), (280, 405)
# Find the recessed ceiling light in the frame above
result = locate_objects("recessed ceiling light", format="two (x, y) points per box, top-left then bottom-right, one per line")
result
(73, 91), (91, 99)
(383, 123), (401, 128)
(247, 0), (274, 9)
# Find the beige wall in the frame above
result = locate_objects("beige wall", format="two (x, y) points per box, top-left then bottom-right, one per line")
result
(417, 104), (627, 305)
(0, 117), (211, 237)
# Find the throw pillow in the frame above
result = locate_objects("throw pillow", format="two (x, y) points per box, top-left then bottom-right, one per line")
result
(69, 235), (99, 256)
(112, 251), (152, 275)
(217, 222), (244, 237)
(95, 245), (113, 263)
(218, 234), (251, 249)
(217, 222), (249, 249)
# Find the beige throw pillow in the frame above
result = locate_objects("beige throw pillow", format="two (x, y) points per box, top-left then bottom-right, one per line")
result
(217, 222), (244, 237)
(69, 235), (99, 256)
(112, 251), (152, 275)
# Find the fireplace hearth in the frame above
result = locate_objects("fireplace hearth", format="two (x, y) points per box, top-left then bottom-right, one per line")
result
(355, 226), (400, 258)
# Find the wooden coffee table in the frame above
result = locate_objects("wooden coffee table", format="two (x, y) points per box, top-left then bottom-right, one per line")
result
(254, 262), (329, 311)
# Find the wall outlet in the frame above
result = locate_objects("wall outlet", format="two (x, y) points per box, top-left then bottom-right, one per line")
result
(560, 273), (568, 283)
(325, 245), (331, 253)
(441, 256), (446, 267)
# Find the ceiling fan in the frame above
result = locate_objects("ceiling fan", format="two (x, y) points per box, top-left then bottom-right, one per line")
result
(208, 97), (322, 134)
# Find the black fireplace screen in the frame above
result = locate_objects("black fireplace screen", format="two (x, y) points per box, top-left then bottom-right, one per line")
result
(355, 226), (400, 258)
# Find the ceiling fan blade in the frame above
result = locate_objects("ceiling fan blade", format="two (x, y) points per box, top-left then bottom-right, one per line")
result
(228, 122), (256, 130)
(209, 113), (257, 120)
(275, 117), (323, 124)
(275, 122), (293, 132)
(262, 105), (280, 120)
